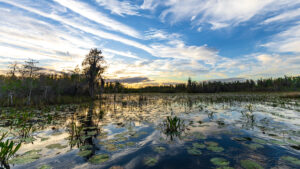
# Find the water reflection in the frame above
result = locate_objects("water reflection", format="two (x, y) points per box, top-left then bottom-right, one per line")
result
(1, 94), (300, 169)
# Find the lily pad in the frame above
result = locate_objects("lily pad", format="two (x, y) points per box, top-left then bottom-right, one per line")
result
(46, 143), (68, 149)
(192, 143), (206, 149)
(77, 150), (92, 157)
(125, 142), (135, 147)
(245, 143), (264, 150)
(187, 147), (202, 156)
(252, 138), (268, 144)
(193, 132), (206, 139)
(210, 157), (230, 166)
(240, 159), (263, 169)
(205, 141), (218, 146)
(10, 149), (42, 165)
(216, 167), (234, 169)
(153, 146), (166, 153)
(104, 144), (118, 151)
(144, 157), (158, 167)
(89, 154), (110, 164)
(281, 156), (300, 165)
(41, 137), (49, 142)
(38, 164), (53, 169)
(207, 145), (224, 152)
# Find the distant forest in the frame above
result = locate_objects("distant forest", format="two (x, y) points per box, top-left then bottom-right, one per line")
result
(0, 48), (299, 106)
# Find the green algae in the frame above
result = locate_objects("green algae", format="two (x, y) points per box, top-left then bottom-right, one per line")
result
(46, 143), (68, 149)
(144, 157), (158, 167)
(240, 159), (263, 169)
(88, 154), (110, 164)
(210, 157), (230, 166)
(281, 156), (300, 165)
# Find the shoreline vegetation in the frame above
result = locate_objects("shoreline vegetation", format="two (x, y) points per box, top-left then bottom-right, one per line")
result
(0, 48), (299, 107)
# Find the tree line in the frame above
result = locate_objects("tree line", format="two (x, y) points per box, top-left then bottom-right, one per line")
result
(1, 48), (299, 106)
(0, 48), (106, 106)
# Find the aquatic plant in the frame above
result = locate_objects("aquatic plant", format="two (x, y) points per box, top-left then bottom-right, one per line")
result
(9, 149), (41, 165)
(210, 157), (230, 166)
(38, 164), (53, 169)
(153, 146), (166, 153)
(88, 154), (109, 164)
(144, 157), (158, 167)
(45, 143), (67, 149)
(192, 143), (206, 149)
(161, 116), (185, 141)
(187, 147), (202, 156)
(77, 150), (92, 157)
(240, 159), (263, 169)
(281, 156), (300, 165)
(0, 136), (21, 169)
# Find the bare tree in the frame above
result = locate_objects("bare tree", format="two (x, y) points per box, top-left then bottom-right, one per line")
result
(8, 61), (19, 78)
(21, 59), (41, 104)
(82, 48), (106, 98)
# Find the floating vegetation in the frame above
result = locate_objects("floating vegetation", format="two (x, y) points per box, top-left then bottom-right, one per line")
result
(117, 144), (125, 149)
(109, 166), (124, 169)
(205, 142), (224, 152)
(144, 157), (158, 167)
(125, 142), (135, 147)
(240, 159), (263, 169)
(281, 156), (300, 165)
(232, 137), (252, 142)
(153, 146), (166, 153)
(10, 149), (41, 165)
(245, 143), (264, 150)
(252, 138), (268, 144)
(192, 143), (206, 149)
(216, 167), (234, 169)
(193, 132), (206, 140)
(88, 154), (110, 164)
(104, 144), (118, 152)
(38, 164), (53, 169)
(46, 143), (68, 149)
(187, 147), (202, 156)
(40, 137), (49, 142)
(77, 150), (92, 157)
(210, 157), (230, 166)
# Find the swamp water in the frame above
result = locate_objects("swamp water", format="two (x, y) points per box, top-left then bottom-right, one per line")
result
(1, 93), (300, 169)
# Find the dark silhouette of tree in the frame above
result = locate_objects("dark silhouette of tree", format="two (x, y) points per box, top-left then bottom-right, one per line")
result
(82, 48), (106, 98)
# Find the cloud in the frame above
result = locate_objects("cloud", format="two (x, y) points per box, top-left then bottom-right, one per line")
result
(1, 0), (153, 54)
(262, 8), (300, 24)
(262, 22), (300, 53)
(108, 77), (152, 84)
(144, 0), (300, 29)
(52, 0), (140, 38)
(95, 0), (139, 16)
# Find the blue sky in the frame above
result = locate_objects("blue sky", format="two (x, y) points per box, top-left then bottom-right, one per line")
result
(0, 0), (300, 85)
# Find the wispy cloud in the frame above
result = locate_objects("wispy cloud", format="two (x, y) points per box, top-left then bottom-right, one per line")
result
(144, 0), (300, 30)
(53, 0), (141, 38)
(95, 0), (140, 16)
(262, 22), (300, 53)
(262, 8), (300, 24)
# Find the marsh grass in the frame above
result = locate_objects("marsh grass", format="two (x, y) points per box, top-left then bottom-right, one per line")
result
(0, 132), (21, 169)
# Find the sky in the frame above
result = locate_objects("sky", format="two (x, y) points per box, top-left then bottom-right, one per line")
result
(0, 0), (300, 85)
